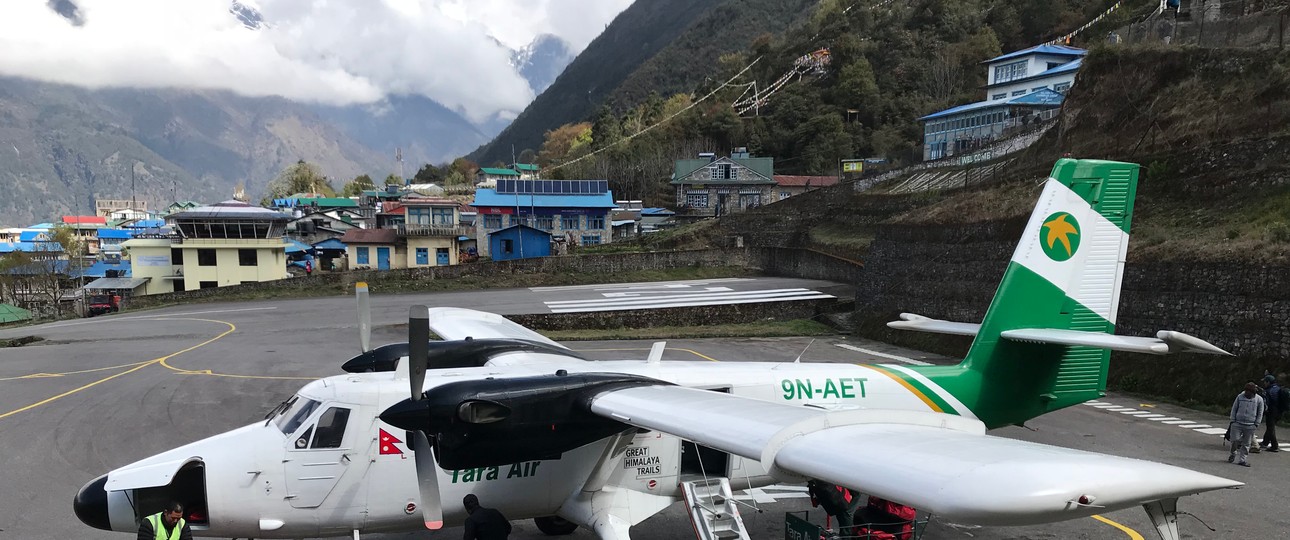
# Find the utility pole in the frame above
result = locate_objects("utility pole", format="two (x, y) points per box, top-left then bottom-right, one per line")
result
(131, 163), (137, 215)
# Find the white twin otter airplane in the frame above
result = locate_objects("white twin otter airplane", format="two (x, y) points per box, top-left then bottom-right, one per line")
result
(74, 158), (1237, 540)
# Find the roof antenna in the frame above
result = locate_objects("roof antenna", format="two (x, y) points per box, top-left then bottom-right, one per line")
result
(793, 338), (816, 364)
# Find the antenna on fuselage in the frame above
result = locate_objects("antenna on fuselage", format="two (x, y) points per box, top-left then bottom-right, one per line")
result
(356, 282), (372, 353)
(793, 338), (816, 364)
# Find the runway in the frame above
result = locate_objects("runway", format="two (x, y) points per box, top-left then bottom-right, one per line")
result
(0, 280), (1283, 539)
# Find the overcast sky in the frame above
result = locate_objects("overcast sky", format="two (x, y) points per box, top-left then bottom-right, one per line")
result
(0, 0), (632, 123)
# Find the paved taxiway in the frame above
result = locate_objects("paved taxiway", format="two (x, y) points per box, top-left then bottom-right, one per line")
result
(0, 279), (1285, 539)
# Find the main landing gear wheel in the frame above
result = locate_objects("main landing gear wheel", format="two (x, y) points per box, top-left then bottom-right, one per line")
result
(535, 516), (579, 535)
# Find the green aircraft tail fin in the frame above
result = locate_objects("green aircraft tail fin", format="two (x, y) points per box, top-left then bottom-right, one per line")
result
(952, 158), (1140, 427)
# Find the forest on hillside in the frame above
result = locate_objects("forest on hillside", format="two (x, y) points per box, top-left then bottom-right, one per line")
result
(504, 0), (1155, 207)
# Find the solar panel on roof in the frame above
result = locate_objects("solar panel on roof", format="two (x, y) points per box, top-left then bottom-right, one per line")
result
(495, 179), (609, 195)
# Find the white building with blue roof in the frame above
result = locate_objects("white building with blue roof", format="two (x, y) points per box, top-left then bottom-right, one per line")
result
(919, 44), (1086, 161)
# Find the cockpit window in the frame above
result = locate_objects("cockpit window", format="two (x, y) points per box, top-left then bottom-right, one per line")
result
(310, 407), (351, 449)
(274, 397), (321, 434)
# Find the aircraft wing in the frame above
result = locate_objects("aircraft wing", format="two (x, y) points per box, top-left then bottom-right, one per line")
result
(588, 385), (1240, 526)
(425, 307), (566, 349)
(886, 313), (981, 336)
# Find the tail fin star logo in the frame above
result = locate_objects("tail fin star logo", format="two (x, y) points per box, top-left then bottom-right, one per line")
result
(1040, 212), (1081, 261)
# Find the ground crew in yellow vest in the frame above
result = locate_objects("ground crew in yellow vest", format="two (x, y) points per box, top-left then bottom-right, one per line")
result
(136, 502), (193, 540)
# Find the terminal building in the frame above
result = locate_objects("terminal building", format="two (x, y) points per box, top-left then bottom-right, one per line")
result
(123, 200), (290, 295)
(919, 44), (1085, 161)
(472, 179), (615, 258)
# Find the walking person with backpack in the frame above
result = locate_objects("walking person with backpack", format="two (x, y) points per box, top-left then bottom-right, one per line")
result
(1259, 374), (1288, 452)
(1230, 382), (1266, 466)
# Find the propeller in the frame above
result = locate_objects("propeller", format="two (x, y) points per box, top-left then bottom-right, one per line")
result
(406, 305), (443, 530)
(356, 282), (372, 353)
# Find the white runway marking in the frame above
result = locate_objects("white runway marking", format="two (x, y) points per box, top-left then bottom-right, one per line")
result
(530, 278), (753, 292)
(545, 289), (834, 313)
(834, 344), (932, 366)
(1083, 401), (1242, 439)
(38, 306), (278, 328)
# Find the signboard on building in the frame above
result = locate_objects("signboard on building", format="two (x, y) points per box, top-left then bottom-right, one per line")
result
(135, 255), (170, 267)
(842, 160), (864, 173)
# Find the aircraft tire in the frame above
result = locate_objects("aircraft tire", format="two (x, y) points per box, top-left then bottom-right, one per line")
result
(534, 516), (578, 535)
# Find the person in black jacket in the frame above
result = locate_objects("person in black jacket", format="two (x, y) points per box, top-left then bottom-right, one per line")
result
(137, 501), (193, 540)
(463, 494), (512, 540)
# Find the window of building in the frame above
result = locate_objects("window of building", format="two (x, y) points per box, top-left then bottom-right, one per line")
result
(588, 215), (605, 230)
(199, 281), (217, 289)
(992, 93), (1007, 100)
(238, 249), (257, 267)
(993, 60), (1027, 83)
(686, 193), (710, 208)
(197, 249), (216, 266)
(173, 280), (185, 293)
(1047, 62), (1064, 70)
(1032, 86), (1047, 93)
(502, 239), (514, 254)
(171, 248), (184, 265)
(357, 247), (369, 265)
(780, 191), (792, 199)
(1054, 82), (1071, 94)
(534, 216), (553, 230)
(561, 215), (580, 230)
(416, 247), (428, 265)
(1012, 90), (1027, 97)
(407, 207), (430, 225)
(432, 208), (454, 225)
(483, 215), (502, 229)
(581, 235), (601, 246)
(310, 407), (351, 449)
(709, 163), (735, 180)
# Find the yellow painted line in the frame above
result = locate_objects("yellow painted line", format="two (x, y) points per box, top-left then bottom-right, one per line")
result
(0, 361), (158, 421)
(856, 364), (943, 413)
(571, 347), (721, 362)
(0, 360), (154, 381)
(156, 319), (316, 381)
(0, 318), (235, 421)
(1092, 515), (1145, 540)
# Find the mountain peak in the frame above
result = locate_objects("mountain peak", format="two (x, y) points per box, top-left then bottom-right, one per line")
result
(511, 34), (575, 95)
(229, 0), (265, 30)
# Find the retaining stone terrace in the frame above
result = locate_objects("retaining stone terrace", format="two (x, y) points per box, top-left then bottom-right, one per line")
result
(508, 298), (835, 331)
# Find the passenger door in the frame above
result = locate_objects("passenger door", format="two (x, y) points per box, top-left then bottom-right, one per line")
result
(283, 406), (357, 508)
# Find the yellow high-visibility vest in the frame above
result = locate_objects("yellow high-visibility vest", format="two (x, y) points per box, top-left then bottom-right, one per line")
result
(146, 512), (185, 540)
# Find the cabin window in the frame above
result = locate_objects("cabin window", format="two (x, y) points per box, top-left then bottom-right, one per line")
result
(310, 407), (351, 449)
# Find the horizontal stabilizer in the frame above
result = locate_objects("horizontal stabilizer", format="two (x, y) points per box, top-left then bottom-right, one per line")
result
(425, 307), (565, 349)
(887, 313), (981, 336)
(1000, 328), (1232, 356)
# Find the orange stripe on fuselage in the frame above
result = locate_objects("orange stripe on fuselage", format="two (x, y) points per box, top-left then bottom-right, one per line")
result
(856, 364), (943, 413)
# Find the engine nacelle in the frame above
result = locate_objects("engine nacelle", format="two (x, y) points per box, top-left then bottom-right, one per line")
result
(381, 372), (662, 469)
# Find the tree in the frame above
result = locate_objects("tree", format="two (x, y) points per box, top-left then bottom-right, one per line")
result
(413, 164), (445, 184)
(384, 173), (403, 186)
(264, 160), (335, 200)
(341, 174), (376, 197)
(517, 149), (538, 165)
(538, 122), (593, 167)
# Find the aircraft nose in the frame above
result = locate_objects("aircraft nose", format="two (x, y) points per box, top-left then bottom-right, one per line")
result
(380, 399), (430, 432)
(73, 474), (111, 531)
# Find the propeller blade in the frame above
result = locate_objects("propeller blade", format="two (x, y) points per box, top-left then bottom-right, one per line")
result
(411, 432), (444, 529)
(409, 305), (429, 401)
(356, 282), (372, 353)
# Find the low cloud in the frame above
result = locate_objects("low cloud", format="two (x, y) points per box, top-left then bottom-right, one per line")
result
(0, 0), (631, 122)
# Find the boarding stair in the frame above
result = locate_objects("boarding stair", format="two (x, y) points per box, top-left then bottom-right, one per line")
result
(681, 477), (751, 540)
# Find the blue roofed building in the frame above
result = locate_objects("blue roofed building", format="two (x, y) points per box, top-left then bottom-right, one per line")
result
(96, 228), (134, 260)
(488, 225), (552, 261)
(472, 179), (616, 258)
(918, 45), (1085, 161)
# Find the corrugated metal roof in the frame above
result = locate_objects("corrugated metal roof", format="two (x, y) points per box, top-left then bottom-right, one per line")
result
(641, 208), (675, 216)
(473, 189), (616, 209)
(671, 156), (775, 184)
(512, 163), (540, 171)
(0, 303), (32, 324)
(340, 228), (398, 244)
(919, 88), (1066, 121)
(18, 231), (47, 242)
(985, 44), (1085, 64)
(312, 238), (347, 250)
(77, 261), (132, 278)
(62, 215), (107, 225)
(97, 229), (134, 239)
(84, 277), (150, 290)
(171, 200), (291, 221)
(479, 167), (520, 176)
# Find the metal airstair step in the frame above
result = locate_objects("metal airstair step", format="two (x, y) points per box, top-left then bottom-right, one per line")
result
(681, 477), (751, 540)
